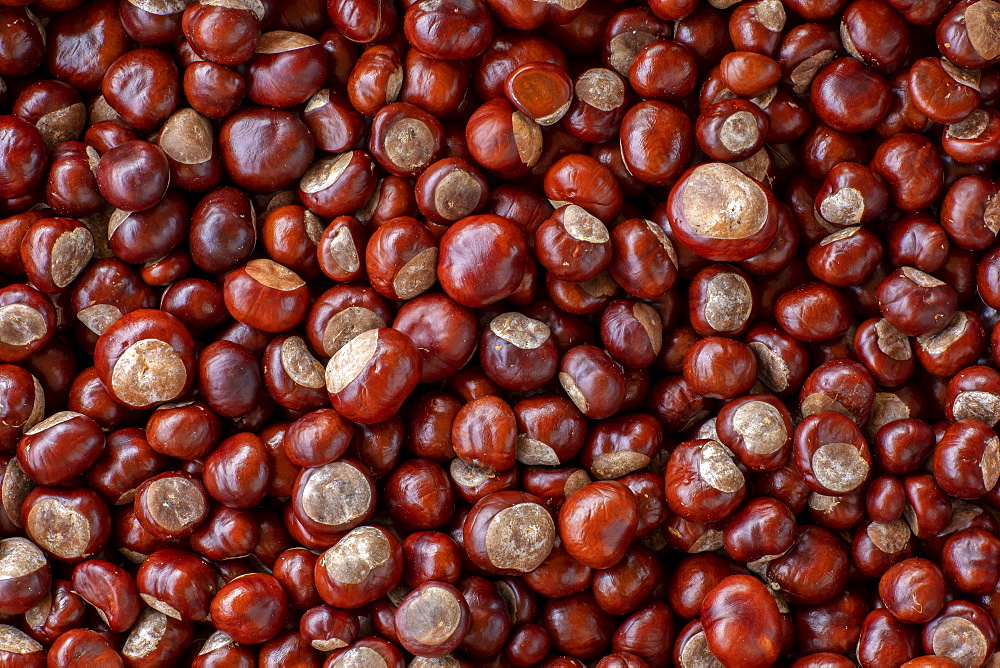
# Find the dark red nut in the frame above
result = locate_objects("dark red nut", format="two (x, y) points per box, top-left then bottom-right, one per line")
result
(701, 575), (783, 668)
(620, 101), (694, 187)
(775, 282), (853, 342)
(766, 524), (850, 605)
(563, 67), (630, 144)
(722, 496), (796, 564)
(121, 609), (195, 667)
(942, 528), (1000, 595)
(716, 394), (793, 471)
(0, 285), (57, 362)
(197, 341), (261, 419)
(303, 89), (364, 155)
(879, 558), (947, 624)
(133, 471), (209, 540)
(146, 402), (221, 460)
(540, 591), (614, 662)
(534, 205), (612, 283)
(202, 433), (272, 510)
(96, 140), (170, 212)
(807, 227), (883, 288)
(608, 218), (678, 300)
(94, 309), (195, 410)
(392, 294), (477, 384)
(299, 604), (359, 651)
(45, 141), (102, 218)
(544, 154), (622, 222)
(283, 409), (353, 469)
(942, 107), (1000, 165)
(522, 539), (593, 599)
(665, 439), (746, 523)
(794, 411), (872, 496)
(0, 116), (48, 200)
(877, 267), (959, 337)
(370, 102), (445, 178)
(0, 624), (45, 667)
(559, 344), (626, 420)
(189, 505), (260, 561)
(219, 106), (314, 192)
(393, 581), (470, 658)
(297, 152), (377, 219)
(476, 312), (558, 393)
(346, 44), (403, 117)
(305, 285), (392, 359)
(183, 61), (246, 119)
(909, 57), (982, 125)
(466, 98), (543, 179)
(71, 558), (141, 633)
(682, 337), (758, 400)
(0, 537), (50, 615)
(136, 548), (217, 623)
(799, 360), (876, 427)
(464, 490), (555, 574)
(933, 418), (1000, 499)
(155, 108), (222, 193)
(503, 62), (573, 127)
(871, 132), (945, 212)
(695, 98), (769, 162)
(22, 578), (87, 645)
(946, 366), (1000, 426)
(404, 0), (491, 59)
(324, 328), (421, 425)
(245, 31), (327, 108)
(559, 480), (638, 569)
(437, 214), (528, 308)
(189, 186), (257, 273)
(719, 50), (780, 97)
(291, 459), (374, 536)
(315, 525), (403, 609)
(317, 215), (367, 283)
(591, 544), (662, 616)
(182, 0), (263, 66)
(384, 459), (454, 532)
(811, 57), (891, 133)
(0, 365), (45, 451)
(919, 601), (997, 668)
(365, 216), (437, 301)
(20, 487), (110, 563)
(451, 397), (515, 472)
(667, 162), (777, 261)
(852, 318), (913, 387)
(210, 572), (288, 645)
(107, 191), (189, 266)
(600, 299), (663, 370)
(512, 395), (587, 467)
(223, 259), (310, 333)
(101, 48), (180, 132)
(414, 158), (488, 226)
(47, 628), (122, 668)
(629, 39), (698, 102)
(20, 217), (95, 295)
(17, 411), (104, 486)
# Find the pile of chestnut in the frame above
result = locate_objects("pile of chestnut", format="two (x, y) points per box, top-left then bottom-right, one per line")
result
(4, 0), (1000, 665)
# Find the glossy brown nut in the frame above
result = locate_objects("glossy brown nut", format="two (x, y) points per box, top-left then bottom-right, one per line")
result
(133, 471), (209, 540)
(695, 98), (769, 162)
(879, 558), (947, 624)
(775, 282), (853, 342)
(182, 0), (262, 66)
(44, 141), (103, 218)
(437, 214), (528, 308)
(20, 486), (110, 563)
(315, 525), (403, 609)
(877, 267), (959, 337)
(414, 158), (488, 226)
(701, 574), (782, 668)
(620, 101), (694, 187)
(765, 524), (850, 606)
(851, 317), (913, 387)
(20, 217), (95, 295)
(794, 411), (872, 496)
(811, 57), (891, 133)
(942, 528), (1000, 595)
(324, 328), (421, 425)
(665, 438), (746, 524)
(0, 537), (50, 616)
(464, 490), (555, 575)
(224, 259), (310, 333)
(305, 285), (392, 359)
(244, 31), (327, 109)
(716, 394), (793, 471)
(559, 344), (626, 420)
(183, 60), (245, 119)
(504, 62), (573, 126)
(933, 418), (1000, 499)
(534, 205), (612, 283)
(210, 572), (288, 646)
(404, 0), (491, 59)
(17, 411), (104, 486)
(146, 402), (221, 460)
(559, 480), (638, 569)
(909, 57), (982, 125)
(283, 409), (354, 469)
(629, 39), (698, 102)
(667, 162), (778, 261)
(0, 116), (48, 200)
(107, 191), (190, 266)
(563, 67), (629, 144)
(364, 216), (437, 301)
(540, 591), (615, 662)
(102, 48), (180, 132)
(219, 106), (314, 192)
(135, 547), (216, 624)
(95, 140), (171, 213)
(807, 227), (883, 288)
(93, 309), (195, 410)
(384, 458), (454, 532)
(682, 337), (758, 401)
(0, 285), (57, 362)
(392, 581), (470, 658)
(47, 628), (122, 668)
(71, 558), (140, 633)
(871, 133), (945, 212)
(201, 432), (272, 510)
(608, 218), (678, 300)
(189, 186), (257, 273)
(466, 98), (543, 179)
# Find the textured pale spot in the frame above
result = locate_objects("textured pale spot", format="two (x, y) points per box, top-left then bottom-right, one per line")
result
(281, 336), (326, 389)
(490, 313), (550, 350)
(322, 307), (384, 357)
(732, 401), (787, 455)
(49, 227), (94, 288)
(300, 462), (371, 527)
(812, 442), (869, 493)
(575, 69), (625, 112)
(325, 329), (379, 394)
(698, 440), (744, 493)
(111, 339), (187, 407)
(0, 304), (46, 347)
(321, 526), (391, 585)
(484, 503), (554, 572)
(680, 163), (769, 240)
